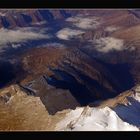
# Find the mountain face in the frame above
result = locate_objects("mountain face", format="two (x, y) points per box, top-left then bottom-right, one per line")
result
(0, 9), (140, 130)
(0, 10), (73, 28)
(18, 45), (134, 114)
(55, 85), (140, 131)
(0, 84), (69, 130)
(0, 83), (140, 130)
(1, 9), (140, 29)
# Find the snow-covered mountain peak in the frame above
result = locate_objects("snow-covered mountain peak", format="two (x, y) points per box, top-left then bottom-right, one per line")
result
(55, 85), (140, 131)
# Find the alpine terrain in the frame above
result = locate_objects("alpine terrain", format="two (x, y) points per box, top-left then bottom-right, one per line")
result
(0, 9), (140, 131)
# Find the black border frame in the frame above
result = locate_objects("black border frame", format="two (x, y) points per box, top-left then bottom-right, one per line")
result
(0, 0), (140, 8)
(0, 0), (140, 139)
(0, 131), (140, 139)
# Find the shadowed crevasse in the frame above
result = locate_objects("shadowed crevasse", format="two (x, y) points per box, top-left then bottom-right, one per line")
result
(0, 60), (26, 88)
(0, 61), (16, 88)
(44, 65), (135, 106)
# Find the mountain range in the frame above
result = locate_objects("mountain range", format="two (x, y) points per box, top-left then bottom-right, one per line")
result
(0, 9), (140, 131)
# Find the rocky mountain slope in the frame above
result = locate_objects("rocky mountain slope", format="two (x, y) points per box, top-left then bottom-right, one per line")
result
(0, 83), (140, 131)
(0, 10), (72, 28)
(0, 84), (70, 130)
(17, 45), (133, 114)
(55, 85), (140, 131)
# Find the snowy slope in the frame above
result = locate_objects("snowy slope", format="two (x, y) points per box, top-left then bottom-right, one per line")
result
(55, 86), (140, 131)
(55, 106), (138, 131)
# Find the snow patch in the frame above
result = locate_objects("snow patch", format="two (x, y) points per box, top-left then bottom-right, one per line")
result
(45, 43), (65, 47)
(36, 42), (65, 49)
(31, 21), (47, 25)
(11, 44), (21, 49)
(105, 26), (120, 32)
(133, 86), (140, 102)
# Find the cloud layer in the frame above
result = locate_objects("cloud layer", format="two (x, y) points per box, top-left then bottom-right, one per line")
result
(0, 27), (50, 46)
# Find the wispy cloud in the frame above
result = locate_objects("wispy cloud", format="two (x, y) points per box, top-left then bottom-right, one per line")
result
(0, 27), (51, 52)
(92, 37), (124, 53)
(66, 15), (100, 29)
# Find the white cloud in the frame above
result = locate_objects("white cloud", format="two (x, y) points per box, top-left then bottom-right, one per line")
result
(66, 15), (100, 29)
(92, 37), (124, 53)
(56, 28), (84, 40)
(0, 27), (52, 53)
(0, 27), (51, 51)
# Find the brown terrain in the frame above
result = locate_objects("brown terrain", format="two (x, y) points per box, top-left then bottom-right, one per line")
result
(0, 84), (71, 130)
(0, 9), (140, 130)
(0, 83), (137, 130)
(0, 10), (72, 28)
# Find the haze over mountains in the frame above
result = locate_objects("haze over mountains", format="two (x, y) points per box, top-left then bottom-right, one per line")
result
(0, 9), (140, 131)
